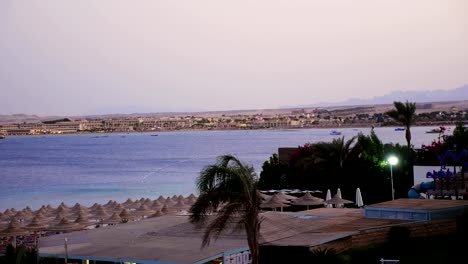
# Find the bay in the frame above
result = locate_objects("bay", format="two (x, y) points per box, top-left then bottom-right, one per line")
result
(0, 126), (449, 211)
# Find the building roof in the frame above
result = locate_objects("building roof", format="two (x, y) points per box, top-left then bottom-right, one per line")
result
(40, 199), (465, 263)
(39, 215), (248, 263)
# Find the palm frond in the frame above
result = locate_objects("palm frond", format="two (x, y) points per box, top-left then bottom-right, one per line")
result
(189, 154), (261, 256)
(201, 202), (244, 247)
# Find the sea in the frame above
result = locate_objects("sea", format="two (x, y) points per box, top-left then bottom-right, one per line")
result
(0, 126), (450, 211)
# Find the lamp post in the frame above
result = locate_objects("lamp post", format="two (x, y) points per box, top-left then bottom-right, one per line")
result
(64, 237), (68, 264)
(388, 156), (398, 200)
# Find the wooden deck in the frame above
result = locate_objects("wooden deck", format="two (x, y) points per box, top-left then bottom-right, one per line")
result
(368, 198), (468, 211)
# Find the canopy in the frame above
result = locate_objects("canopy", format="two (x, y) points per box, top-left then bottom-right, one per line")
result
(291, 192), (324, 210)
(355, 188), (364, 207)
(325, 194), (353, 206)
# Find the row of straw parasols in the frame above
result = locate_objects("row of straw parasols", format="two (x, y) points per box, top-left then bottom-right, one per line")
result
(0, 194), (199, 237)
(260, 188), (362, 211)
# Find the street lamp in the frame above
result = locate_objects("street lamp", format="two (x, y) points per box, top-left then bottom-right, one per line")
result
(388, 156), (398, 200)
(64, 237), (69, 264)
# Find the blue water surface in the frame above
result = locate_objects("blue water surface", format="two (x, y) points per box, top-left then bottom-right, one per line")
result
(0, 127), (447, 210)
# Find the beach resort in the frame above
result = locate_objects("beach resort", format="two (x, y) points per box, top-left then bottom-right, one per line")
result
(1, 186), (468, 264)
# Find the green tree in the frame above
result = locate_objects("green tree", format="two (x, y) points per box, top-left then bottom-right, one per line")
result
(386, 101), (417, 148)
(189, 155), (261, 264)
(258, 153), (289, 190)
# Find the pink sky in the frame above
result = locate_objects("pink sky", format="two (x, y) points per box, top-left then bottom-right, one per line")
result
(1, 0), (467, 115)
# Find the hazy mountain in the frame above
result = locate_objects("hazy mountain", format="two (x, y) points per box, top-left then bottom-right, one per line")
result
(314, 84), (468, 107)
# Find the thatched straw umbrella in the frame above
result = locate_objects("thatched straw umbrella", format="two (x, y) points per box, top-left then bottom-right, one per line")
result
(274, 191), (298, 201)
(187, 193), (197, 200)
(0, 218), (27, 234)
(24, 216), (48, 249)
(156, 195), (166, 203)
(55, 204), (70, 216)
(36, 206), (48, 216)
(50, 213), (66, 225)
(74, 212), (94, 228)
(171, 199), (189, 212)
(185, 196), (197, 206)
(13, 211), (32, 222)
(88, 203), (101, 211)
(23, 207), (34, 216)
(160, 204), (171, 214)
(112, 203), (124, 213)
(3, 208), (15, 217)
(260, 195), (290, 212)
(71, 207), (91, 218)
(0, 212), (6, 222)
(150, 200), (163, 210)
(118, 209), (134, 222)
(71, 203), (89, 212)
(47, 217), (81, 232)
(164, 197), (176, 207)
(122, 198), (134, 208)
(103, 200), (115, 208)
(0, 218), (30, 247)
(25, 216), (48, 231)
(148, 210), (165, 218)
(134, 204), (154, 218)
(324, 194), (353, 207)
(42, 205), (55, 217)
(130, 201), (142, 210)
(260, 193), (272, 201)
(102, 213), (122, 225)
(71, 203), (83, 211)
(291, 192), (324, 210)
(92, 207), (110, 221)
(143, 198), (153, 206)
(59, 202), (70, 209)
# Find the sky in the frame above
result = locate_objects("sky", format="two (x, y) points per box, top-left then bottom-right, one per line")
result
(1, 0), (467, 116)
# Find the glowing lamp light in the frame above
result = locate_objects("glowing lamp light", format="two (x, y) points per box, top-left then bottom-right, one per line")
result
(388, 156), (398, 166)
(387, 156), (398, 200)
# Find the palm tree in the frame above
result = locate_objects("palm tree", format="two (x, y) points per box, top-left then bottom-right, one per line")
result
(386, 101), (417, 148)
(313, 136), (357, 169)
(189, 155), (261, 264)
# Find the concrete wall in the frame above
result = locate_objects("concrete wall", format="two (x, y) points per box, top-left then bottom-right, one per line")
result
(312, 219), (457, 253)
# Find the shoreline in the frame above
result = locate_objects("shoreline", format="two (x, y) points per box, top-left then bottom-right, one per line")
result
(1, 122), (455, 138)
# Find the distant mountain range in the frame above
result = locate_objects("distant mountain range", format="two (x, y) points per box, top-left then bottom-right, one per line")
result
(311, 84), (468, 107)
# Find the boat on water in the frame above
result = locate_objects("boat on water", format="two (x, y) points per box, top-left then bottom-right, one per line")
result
(426, 128), (442, 134)
(395, 128), (405, 131)
(330, 130), (342, 136)
(426, 126), (446, 134)
(0, 135), (5, 139)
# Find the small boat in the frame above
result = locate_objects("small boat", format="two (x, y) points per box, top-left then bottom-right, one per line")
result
(151, 134), (158, 137)
(426, 128), (442, 134)
(394, 128), (405, 131)
(0, 135), (5, 139)
(426, 126), (446, 134)
(330, 130), (342, 136)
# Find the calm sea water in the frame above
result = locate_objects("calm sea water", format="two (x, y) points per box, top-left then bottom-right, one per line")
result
(0, 126), (449, 211)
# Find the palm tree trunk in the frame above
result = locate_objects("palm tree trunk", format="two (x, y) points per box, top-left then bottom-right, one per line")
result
(245, 215), (260, 264)
(405, 127), (411, 149)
